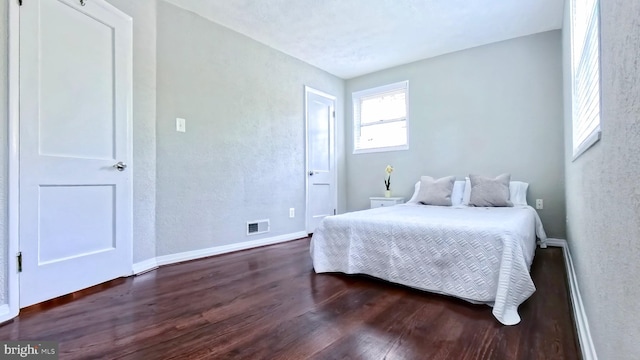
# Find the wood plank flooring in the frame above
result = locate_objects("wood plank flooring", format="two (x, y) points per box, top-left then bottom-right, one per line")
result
(0, 237), (580, 359)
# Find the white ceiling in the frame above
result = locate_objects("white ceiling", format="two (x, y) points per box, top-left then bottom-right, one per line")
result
(163, 0), (564, 79)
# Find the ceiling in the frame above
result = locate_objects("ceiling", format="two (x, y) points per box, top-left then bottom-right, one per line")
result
(163, 0), (564, 79)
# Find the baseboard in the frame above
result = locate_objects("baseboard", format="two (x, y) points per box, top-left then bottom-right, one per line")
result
(0, 302), (19, 327)
(546, 238), (598, 360)
(132, 258), (159, 275)
(155, 231), (308, 268)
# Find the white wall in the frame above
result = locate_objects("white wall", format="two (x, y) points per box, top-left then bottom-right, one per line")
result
(563, 0), (640, 358)
(345, 31), (566, 238)
(155, 1), (345, 255)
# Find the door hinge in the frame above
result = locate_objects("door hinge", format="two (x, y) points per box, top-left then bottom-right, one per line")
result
(17, 252), (22, 272)
(332, 110), (335, 118)
(334, 209), (336, 215)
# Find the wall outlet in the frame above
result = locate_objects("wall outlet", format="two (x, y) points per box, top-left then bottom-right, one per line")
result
(535, 199), (543, 210)
(289, 208), (295, 218)
(176, 117), (186, 132)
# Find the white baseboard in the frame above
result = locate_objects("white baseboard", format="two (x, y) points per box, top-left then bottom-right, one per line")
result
(154, 231), (308, 268)
(132, 258), (159, 275)
(0, 303), (17, 326)
(546, 238), (598, 360)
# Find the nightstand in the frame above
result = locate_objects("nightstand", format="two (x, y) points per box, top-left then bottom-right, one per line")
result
(370, 197), (405, 208)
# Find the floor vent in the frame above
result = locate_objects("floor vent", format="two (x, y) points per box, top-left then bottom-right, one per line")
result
(247, 219), (270, 235)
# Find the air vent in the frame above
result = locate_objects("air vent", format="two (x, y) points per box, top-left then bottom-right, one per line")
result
(247, 219), (270, 235)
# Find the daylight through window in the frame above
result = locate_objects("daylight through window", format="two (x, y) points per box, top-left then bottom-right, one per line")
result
(353, 81), (409, 154)
(571, 0), (601, 158)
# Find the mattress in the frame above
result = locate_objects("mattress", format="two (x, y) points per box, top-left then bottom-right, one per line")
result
(310, 203), (547, 325)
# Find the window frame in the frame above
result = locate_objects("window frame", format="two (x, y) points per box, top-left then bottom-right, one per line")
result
(352, 81), (409, 154)
(570, 0), (602, 160)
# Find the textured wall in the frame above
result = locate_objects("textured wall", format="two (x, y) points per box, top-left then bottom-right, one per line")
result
(155, 1), (345, 256)
(563, 0), (640, 358)
(105, 0), (158, 264)
(345, 31), (566, 238)
(0, 2), (8, 304)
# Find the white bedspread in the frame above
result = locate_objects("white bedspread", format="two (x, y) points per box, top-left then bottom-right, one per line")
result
(310, 204), (547, 325)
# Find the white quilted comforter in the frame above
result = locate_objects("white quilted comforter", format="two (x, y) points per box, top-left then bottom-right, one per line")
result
(310, 204), (547, 325)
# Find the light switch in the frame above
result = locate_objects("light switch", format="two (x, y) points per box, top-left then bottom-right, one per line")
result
(535, 199), (543, 210)
(176, 118), (186, 132)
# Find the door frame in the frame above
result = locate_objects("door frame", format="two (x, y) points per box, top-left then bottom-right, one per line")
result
(4, 0), (133, 321)
(304, 86), (337, 234)
(6, 0), (20, 321)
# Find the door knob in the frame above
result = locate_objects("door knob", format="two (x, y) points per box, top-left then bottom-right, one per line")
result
(113, 162), (127, 171)
(309, 171), (314, 176)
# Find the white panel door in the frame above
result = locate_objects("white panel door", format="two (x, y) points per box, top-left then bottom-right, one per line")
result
(305, 87), (336, 233)
(19, 0), (132, 307)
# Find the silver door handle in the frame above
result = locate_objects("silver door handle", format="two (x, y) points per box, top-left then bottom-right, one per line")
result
(113, 162), (127, 171)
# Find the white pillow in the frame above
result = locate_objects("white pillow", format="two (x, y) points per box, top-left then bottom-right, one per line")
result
(462, 177), (529, 206)
(509, 181), (529, 206)
(451, 180), (465, 206)
(408, 181), (421, 204)
(408, 179), (465, 206)
(463, 177), (472, 205)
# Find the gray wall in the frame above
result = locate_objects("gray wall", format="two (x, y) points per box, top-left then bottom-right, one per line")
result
(105, 0), (158, 264)
(345, 31), (566, 238)
(563, 0), (640, 358)
(155, 1), (345, 256)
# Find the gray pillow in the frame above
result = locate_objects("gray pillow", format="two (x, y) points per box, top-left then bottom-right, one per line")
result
(468, 173), (513, 207)
(417, 176), (456, 206)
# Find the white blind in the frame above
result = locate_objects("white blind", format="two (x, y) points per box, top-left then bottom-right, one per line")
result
(360, 89), (407, 125)
(572, 0), (601, 156)
(353, 81), (409, 153)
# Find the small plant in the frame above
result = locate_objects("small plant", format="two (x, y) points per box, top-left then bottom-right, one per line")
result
(384, 165), (393, 191)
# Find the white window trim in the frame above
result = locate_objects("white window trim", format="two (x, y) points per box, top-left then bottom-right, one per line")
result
(572, 125), (601, 161)
(352, 81), (409, 154)
(570, 0), (602, 161)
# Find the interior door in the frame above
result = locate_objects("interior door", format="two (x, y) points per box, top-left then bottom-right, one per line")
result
(305, 87), (336, 233)
(19, 0), (133, 307)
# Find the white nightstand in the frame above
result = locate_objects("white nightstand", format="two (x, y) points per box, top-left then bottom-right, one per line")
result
(370, 197), (405, 208)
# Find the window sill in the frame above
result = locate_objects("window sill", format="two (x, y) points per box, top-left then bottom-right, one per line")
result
(572, 127), (601, 161)
(353, 144), (409, 155)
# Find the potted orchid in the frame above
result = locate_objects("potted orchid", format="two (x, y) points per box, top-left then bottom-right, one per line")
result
(384, 165), (393, 197)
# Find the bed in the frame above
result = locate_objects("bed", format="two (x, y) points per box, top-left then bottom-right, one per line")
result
(310, 176), (547, 325)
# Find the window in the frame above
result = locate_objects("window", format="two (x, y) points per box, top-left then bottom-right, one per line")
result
(352, 81), (409, 154)
(571, 0), (601, 159)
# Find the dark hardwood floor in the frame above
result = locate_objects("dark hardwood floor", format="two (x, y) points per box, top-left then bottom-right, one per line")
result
(0, 237), (580, 359)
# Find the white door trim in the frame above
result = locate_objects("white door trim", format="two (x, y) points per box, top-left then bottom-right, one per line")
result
(3, 0), (133, 322)
(304, 86), (337, 234)
(6, 0), (21, 323)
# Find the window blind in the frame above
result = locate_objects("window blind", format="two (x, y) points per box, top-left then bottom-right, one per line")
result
(353, 81), (409, 153)
(572, 0), (601, 157)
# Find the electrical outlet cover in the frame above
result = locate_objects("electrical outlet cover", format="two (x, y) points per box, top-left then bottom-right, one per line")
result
(176, 118), (186, 132)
